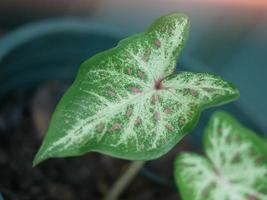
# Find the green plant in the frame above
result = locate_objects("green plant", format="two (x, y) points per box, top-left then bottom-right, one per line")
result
(32, 12), (240, 200)
(33, 13), (239, 166)
(175, 112), (267, 200)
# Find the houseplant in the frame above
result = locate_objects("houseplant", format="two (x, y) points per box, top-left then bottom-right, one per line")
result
(33, 12), (240, 199)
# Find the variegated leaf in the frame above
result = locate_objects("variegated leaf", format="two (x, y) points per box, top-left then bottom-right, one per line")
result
(175, 112), (267, 200)
(33, 13), (239, 166)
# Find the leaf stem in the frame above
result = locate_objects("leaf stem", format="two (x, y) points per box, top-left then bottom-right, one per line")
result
(104, 160), (146, 200)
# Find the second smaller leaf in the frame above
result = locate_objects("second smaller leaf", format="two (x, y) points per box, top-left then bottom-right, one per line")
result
(175, 112), (267, 200)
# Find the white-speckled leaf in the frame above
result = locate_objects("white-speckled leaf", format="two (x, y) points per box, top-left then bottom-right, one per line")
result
(175, 112), (267, 200)
(33, 13), (239, 166)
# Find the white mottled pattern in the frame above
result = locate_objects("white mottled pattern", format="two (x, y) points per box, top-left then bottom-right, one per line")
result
(34, 13), (239, 165)
(175, 112), (267, 200)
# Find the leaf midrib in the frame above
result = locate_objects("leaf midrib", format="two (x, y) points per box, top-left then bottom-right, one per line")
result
(42, 88), (156, 156)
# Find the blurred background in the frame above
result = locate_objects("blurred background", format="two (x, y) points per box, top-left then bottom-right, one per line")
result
(0, 0), (267, 199)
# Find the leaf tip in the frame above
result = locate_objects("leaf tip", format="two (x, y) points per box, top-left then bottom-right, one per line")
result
(151, 12), (190, 35)
(231, 84), (241, 99)
(163, 12), (189, 23)
(32, 157), (40, 167)
(165, 12), (190, 29)
(32, 154), (43, 167)
(210, 110), (233, 122)
(32, 146), (50, 167)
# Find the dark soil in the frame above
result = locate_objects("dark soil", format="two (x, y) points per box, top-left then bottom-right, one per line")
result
(0, 83), (197, 200)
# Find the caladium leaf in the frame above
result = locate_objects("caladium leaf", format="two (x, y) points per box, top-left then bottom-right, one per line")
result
(33, 13), (239, 166)
(175, 112), (267, 200)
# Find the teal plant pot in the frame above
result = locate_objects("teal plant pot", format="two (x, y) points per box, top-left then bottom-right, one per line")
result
(0, 18), (123, 98)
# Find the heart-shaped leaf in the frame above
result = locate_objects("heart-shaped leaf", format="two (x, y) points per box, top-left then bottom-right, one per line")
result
(33, 13), (239, 166)
(175, 112), (267, 200)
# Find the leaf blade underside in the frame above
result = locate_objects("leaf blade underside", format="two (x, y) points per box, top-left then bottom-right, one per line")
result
(33, 13), (239, 166)
(175, 112), (267, 200)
